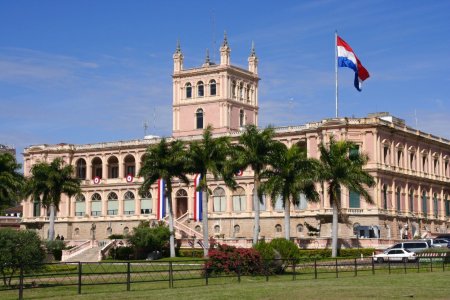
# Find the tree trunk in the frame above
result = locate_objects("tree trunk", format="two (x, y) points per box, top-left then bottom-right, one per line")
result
(202, 189), (209, 257)
(48, 204), (56, 241)
(252, 177), (260, 245)
(167, 192), (176, 258)
(331, 201), (339, 257)
(284, 199), (290, 240)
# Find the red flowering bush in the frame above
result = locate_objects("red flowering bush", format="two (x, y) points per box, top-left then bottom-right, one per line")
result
(204, 244), (264, 276)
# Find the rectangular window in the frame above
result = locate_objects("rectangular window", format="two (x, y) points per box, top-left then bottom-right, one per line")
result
(422, 194), (428, 215)
(124, 199), (135, 215)
(410, 153), (415, 170)
(233, 196), (246, 212)
(126, 166), (135, 177)
(422, 157), (427, 173)
(111, 166), (119, 178)
(397, 150), (403, 167)
(295, 193), (308, 210)
(274, 196), (283, 211)
(33, 201), (40, 217)
(396, 189), (401, 211)
(383, 147), (389, 164)
(213, 196), (226, 212)
(349, 190), (360, 208)
(91, 201), (101, 216)
(445, 200), (450, 217)
(75, 202), (86, 216)
(140, 198), (152, 214)
(409, 191), (414, 212)
(349, 145), (359, 160)
(433, 196), (438, 217)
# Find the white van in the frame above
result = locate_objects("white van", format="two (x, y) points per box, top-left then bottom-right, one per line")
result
(389, 241), (429, 253)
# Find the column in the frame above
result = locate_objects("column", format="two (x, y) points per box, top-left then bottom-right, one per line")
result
(87, 157), (92, 180)
(102, 157), (108, 180)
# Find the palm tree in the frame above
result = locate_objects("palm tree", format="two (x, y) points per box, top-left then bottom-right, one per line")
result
(262, 144), (320, 240)
(318, 137), (375, 257)
(139, 139), (189, 258)
(235, 125), (281, 245)
(187, 125), (235, 257)
(0, 152), (24, 209)
(25, 158), (81, 241)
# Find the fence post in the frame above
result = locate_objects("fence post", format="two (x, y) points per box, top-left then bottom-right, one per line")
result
(314, 259), (317, 279)
(430, 257), (433, 272)
(403, 258), (407, 274)
(237, 265), (241, 283)
(78, 262), (82, 294)
(371, 257), (375, 275)
(292, 260), (296, 281)
(417, 258), (420, 273)
(127, 262), (131, 291)
(443, 254), (445, 272)
(205, 265), (209, 286)
(18, 264), (24, 300)
(265, 260), (269, 282)
(354, 258), (357, 277)
(169, 261), (173, 288)
(388, 258), (391, 274)
(335, 258), (338, 278)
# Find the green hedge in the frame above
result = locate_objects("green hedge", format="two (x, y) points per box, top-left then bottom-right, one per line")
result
(297, 248), (376, 260)
(179, 249), (204, 258)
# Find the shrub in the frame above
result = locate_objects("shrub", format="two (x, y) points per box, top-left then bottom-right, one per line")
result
(45, 240), (66, 261)
(109, 246), (134, 260)
(205, 244), (263, 276)
(269, 238), (301, 261)
(128, 222), (171, 259)
(108, 234), (125, 239)
(179, 249), (204, 258)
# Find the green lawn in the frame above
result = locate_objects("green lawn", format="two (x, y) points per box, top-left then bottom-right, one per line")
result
(1, 270), (449, 300)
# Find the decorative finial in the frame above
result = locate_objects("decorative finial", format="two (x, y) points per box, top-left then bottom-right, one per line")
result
(222, 31), (228, 47)
(205, 48), (210, 64)
(175, 39), (181, 54)
(250, 41), (256, 57)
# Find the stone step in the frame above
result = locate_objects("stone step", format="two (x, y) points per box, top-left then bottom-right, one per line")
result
(64, 246), (101, 262)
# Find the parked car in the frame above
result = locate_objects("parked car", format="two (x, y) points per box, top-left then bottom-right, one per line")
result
(389, 241), (429, 253)
(374, 249), (417, 263)
(425, 238), (449, 248)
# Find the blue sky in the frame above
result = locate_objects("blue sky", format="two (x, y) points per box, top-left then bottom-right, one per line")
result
(1, 1), (450, 164)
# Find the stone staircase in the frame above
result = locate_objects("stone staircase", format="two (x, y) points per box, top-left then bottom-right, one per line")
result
(64, 246), (101, 262)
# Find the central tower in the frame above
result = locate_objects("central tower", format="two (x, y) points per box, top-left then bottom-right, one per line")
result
(172, 34), (259, 137)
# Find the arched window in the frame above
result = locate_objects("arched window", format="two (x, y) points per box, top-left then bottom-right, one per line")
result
(107, 192), (118, 215)
(140, 191), (152, 214)
(274, 195), (283, 211)
(246, 84), (251, 102)
(275, 224), (282, 233)
(33, 199), (40, 217)
(197, 81), (204, 97)
(124, 155), (136, 177)
(195, 225), (202, 232)
(91, 193), (102, 216)
(433, 192), (438, 217)
(76, 158), (86, 179)
(396, 187), (401, 211)
(74, 228), (80, 237)
(209, 79), (216, 96)
(214, 225), (220, 233)
(239, 109), (244, 127)
(295, 193), (307, 210)
(297, 224), (304, 233)
(124, 191), (135, 215)
(196, 108), (204, 129)
(231, 81), (237, 98)
(232, 187), (246, 212)
(108, 156), (119, 178)
(91, 157), (102, 179)
(233, 225), (240, 234)
(409, 189), (414, 212)
(422, 190), (428, 215)
(75, 194), (86, 216)
(213, 187), (226, 212)
(107, 227), (112, 236)
(382, 185), (388, 209)
(123, 227), (129, 235)
(239, 82), (244, 100)
(185, 82), (192, 98)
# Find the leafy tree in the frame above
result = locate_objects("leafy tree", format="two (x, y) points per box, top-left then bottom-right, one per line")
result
(234, 125), (281, 245)
(139, 139), (189, 257)
(0, 152), (24, 210)
(187, 125), (236, 256)
(24, 158), (81, 241)
(318, 137), (375, 257)
(0, 229), (45, 286)
(128, 222), (171, 259)
(262, 144), (320, 240)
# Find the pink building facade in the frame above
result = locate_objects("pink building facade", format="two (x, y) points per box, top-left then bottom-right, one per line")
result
(21, 37), (450, 246)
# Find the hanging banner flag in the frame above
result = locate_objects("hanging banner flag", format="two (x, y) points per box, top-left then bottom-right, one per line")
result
(157, 178), (166, 220)
(337, 36), (370, 91)
(193, 174), (203, 222)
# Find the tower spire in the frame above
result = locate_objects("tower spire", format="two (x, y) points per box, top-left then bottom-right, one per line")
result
(248, 41), (258, 74)
(173, 40), (184, 73)
(220, 31), (231, 66)
(203, 48), (211, 67)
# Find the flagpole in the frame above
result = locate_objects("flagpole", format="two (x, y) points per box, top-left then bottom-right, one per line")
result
(335, 30), (338, 118)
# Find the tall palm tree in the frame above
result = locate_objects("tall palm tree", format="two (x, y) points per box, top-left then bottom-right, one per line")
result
(235, 125), (280, 245)
(0, 152), (24, 209)
(139, 138), (189, 258)
(318, 137), (375, 257)
(25, 158), (81, 241)
(262, 144), (320, 240)
(187, 125), (235, 257)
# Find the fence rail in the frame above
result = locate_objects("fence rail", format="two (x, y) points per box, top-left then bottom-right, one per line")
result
(1, 255), (449, 300)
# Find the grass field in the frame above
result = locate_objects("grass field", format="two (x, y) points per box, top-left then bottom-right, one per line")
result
(1, 270), (449, 299)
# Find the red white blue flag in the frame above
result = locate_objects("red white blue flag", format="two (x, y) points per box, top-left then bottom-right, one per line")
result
(337, 36), (370, 91)
(193, 174), (203, 222)
(157, 178), (166, 220)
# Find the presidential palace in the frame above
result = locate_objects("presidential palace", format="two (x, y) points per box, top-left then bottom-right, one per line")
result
(21, 36), (450, 250)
